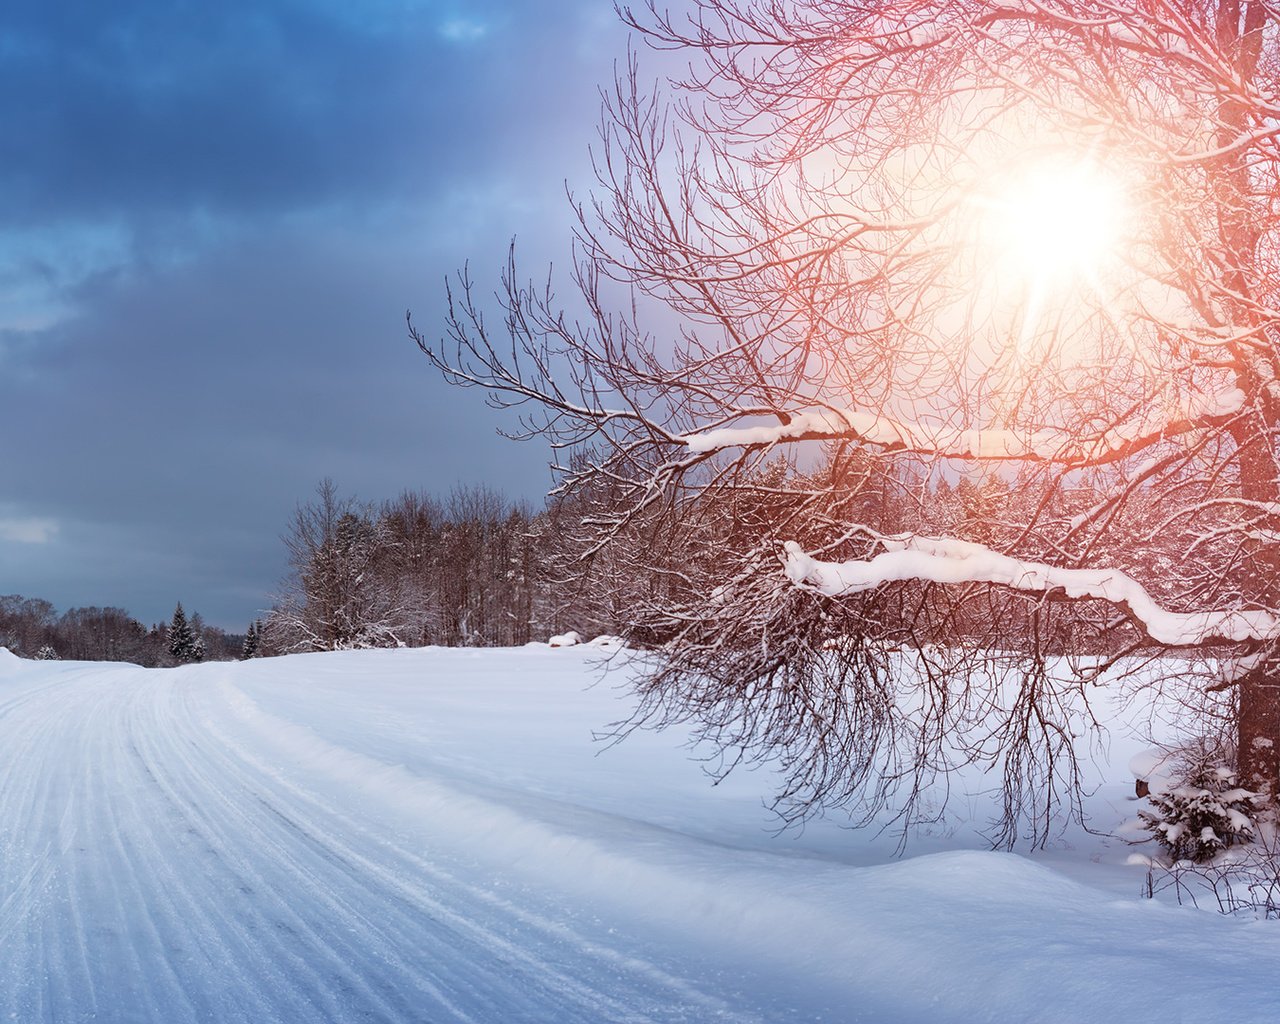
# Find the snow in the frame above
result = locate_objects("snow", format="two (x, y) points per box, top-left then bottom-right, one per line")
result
(0, 645), (1278, 1022)
(1130, 747), (1181, 795)
(783, 535), (1280, 646)
(679, 387), (1246, 464)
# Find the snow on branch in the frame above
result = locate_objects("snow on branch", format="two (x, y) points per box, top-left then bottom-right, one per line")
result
(680, 388), (1245, 465)
(781, 535), (1280, 647)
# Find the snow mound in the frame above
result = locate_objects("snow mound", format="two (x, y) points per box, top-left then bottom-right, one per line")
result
(1130, 747), (1179, 795)
(584, 634), (624, 650)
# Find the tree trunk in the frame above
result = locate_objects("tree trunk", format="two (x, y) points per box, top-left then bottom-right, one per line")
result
(1217, 0), (1280, 794)
(1227, 378), (1280, 794)
(1239, 674), (1280, 793)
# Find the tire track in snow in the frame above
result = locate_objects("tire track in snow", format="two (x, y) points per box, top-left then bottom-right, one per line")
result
(163, 671), (752, 1023)
(0, 661), (762, 1023)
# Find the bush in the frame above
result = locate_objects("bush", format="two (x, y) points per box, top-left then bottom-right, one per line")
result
(1138, 743), (1259, 863)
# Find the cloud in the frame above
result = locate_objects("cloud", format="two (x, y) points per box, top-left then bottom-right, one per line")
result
(0, 516), (58, 544)
(0, 1), (448, 226)
(438, 18), (489, 43)
(0, 1), (615, 331)
(0, 1), (618, 231)
(0, 0), (633, 629)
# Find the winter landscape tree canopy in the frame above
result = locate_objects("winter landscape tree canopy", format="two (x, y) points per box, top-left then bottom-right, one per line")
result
(414, 0), (1280, 844)
(265, 480), (598, 655)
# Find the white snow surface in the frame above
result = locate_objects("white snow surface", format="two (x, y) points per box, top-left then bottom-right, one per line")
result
(0, 644), (1277, 1023)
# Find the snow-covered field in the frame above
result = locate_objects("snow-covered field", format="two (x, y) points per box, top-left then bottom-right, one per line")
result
(0, 644), (1277, 1023)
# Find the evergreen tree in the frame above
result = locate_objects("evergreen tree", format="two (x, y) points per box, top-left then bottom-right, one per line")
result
(168, 603), (199, 664)
(241, 621), (259, 660)
(188, 612), (206, 663)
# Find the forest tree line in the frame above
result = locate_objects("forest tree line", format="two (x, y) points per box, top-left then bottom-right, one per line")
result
(0, 596), (245, 665)
(262, 462), (1160, 660)
(260, 480), (613, 653)
(1, 480), (615, 664)
(5, 465), (1148, 664)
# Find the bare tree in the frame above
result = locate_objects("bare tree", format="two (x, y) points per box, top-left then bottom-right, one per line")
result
(267, 479), (411, 651)
(267, 482), (553, 652)
(0, 596), (58, 657)
(376, 490), (449, 645)
(373, 486), (547, 647)
(57, 607), (150, 663)
(413, 0), (1280, 843)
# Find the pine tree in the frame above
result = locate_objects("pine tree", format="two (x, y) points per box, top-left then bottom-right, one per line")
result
(1139, 744), (1260, 863)
(188, 612), (206, 663)
(168, 603), (199, 664)
(241, 621), (259, 660)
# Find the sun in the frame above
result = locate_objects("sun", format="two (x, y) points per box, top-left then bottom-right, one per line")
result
(980, 159), (1130, 288)
(948, 153), (1141, 369)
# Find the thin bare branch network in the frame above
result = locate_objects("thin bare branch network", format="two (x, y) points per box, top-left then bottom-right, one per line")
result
(415, 0), (1280, 846)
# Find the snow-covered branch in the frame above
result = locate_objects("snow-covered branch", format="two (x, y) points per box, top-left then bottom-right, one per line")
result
(682, 388), (1246, 466)
(781, 535), (1280, 647)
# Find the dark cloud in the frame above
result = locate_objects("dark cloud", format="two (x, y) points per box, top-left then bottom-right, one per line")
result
(0, 0), (627, 299)
(0, 1), (605, 223)
(0, 0), (631, 628)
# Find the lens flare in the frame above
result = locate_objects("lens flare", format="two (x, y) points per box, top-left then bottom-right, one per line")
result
(984, 160), (1129, 286)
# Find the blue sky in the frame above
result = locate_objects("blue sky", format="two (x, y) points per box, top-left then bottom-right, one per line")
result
(0, 1), (630, 629)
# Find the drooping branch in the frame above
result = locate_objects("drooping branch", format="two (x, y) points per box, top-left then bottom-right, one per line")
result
(782, 535), (1280, 646)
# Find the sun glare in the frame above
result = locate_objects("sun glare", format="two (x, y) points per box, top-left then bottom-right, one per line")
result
(982, 160), (1129, 287)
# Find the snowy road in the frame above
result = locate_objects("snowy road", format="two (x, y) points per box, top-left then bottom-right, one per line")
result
(1, 646), (1279, 1023)
(0, 655), (772, 1022)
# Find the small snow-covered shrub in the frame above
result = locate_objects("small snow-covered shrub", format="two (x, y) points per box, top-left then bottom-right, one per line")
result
(1138, 743), (1259, 863)
(35, 645), (60, 661)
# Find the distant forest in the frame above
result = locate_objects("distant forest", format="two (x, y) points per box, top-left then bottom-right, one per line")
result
(258, 469), (1086, 657)
(0, 480), (625, 664)
(0, 596), (245, 666)
(2, 470), (1109, 664)
(260, 481), (619, 655)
